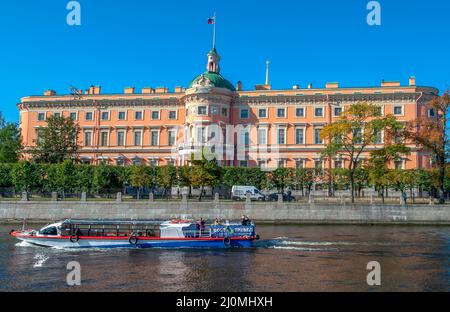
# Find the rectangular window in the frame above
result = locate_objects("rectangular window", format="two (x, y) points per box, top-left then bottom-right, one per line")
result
(394, 160), (404, 170)
(393, 106), (403, 116)
(296, 108), (304, 117)
(149, 159), (159, 167)
(334, 107), (342, 117)
(334, 160), (343, 169)
(239, 161), (248, 167)
(169, 110), (177, 120)
(353, 128), (363, 144)
(277, 108), (286, 118)
(54, 112), (61, 118)
(314, 107), (324, 117)
(100, 131), (109, 147)
(296, 159), (304, 169)
(222, 107), (228, 116)
(428, 108), (436, 117)
(101, 112), (109, 120)
(314, 128), (323, 145)
(69, 112), (77, 121)
(374, 106), (383, 116)
(241, 129), (250, 145)
(314, 160), (323, 170)
(295, 128), (304, 144)
(85, 112), (93, 121)
(374, 130), (383, 144)
(134, 131), (142, 146)
(197, 127), (206, 143)
(257, 128), (267, 145)
(84, 132), (92, 147)
(278, 159), (286, 168)
(135, 111), (143, 120)
(117, 131), (125, 146)
(240, 109), (249, 119)
(151, 111), (160, 120)
(151, 130), (159, 146)
(38, 113), (46, 121)
(198, 106), (207, 116)
(259, 109), (267, 118)
(278, 128), (286, 144)
(258, 160), (267, 169)
(211, 106), (219, 115)
(168, 130), (176, 146)
(118, 111), (126, 120)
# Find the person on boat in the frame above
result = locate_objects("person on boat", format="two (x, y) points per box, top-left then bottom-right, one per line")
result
(195, 219), (201, 238)
(213, 218), (222, 225)
(241, 215), (251, 226)
(200, 218), (206, 236)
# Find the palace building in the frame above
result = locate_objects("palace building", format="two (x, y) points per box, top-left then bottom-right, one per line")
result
(18, 47), (439, 170)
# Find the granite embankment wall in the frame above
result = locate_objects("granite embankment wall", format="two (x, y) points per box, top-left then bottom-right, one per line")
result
(0, 200), (449, 224)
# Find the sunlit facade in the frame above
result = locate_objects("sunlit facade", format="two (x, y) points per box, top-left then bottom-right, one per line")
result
(18, 48), (439, 170)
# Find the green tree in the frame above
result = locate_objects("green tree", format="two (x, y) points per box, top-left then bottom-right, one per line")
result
(267, 168), (293, 193)
(92, 164), (120, 195)
(189, 150), (222, 201)
(158, 165), (178, 199)
(407, 91), (450, 203)
(321, 102), (408, 203)
(0, 163), (13, 187)
(0, 113), (22, 163)
(31, 115), (80, 164)
(129, 165), (152, 200)
(11, 162), (42, 193)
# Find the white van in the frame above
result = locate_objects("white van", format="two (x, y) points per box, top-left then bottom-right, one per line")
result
(231, 186), (265, 201)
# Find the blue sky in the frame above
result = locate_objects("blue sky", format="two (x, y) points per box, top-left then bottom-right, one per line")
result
(0, 0), (449, 122)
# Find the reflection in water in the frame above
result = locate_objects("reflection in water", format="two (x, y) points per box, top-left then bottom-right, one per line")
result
(0, 224), (449, 292)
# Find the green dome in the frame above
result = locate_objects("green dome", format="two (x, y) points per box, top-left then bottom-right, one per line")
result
(189, 71), (236, 92)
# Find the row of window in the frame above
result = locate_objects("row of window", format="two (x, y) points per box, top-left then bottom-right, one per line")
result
(83, 129), (177, 147)
(37, 110), (178, 122)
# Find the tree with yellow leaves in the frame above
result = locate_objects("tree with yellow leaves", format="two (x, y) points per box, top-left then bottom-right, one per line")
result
(321, 102), (408, 203)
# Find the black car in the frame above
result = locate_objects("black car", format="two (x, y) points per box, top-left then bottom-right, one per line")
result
(265, 192), (294, 202)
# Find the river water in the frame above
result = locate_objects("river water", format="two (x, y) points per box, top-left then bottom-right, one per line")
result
(0, 224), (449, 292)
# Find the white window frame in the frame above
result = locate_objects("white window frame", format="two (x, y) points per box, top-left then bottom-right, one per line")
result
(117, 111), (127, 121)
(295, 107), (305, 118)
(277, 127), (287, 145)
(428, 108), (436, 118)
(168, 129), (177, 146)
(333, 106), (343, 117)
(197, 106), (208, 116)
(168, 110), (178, 120)
(393, 105), (404, 116)
(37, 112), (46, 121)
(101, 111), (110, 121)
(314, 107), (325, 118)
(211, 106), (219, 115)
(134, 110), (144, 120)
(295, 127), (305, 145)
(257, 127), (268, 145)
(240, 108), (250, 119)
(295, 159), (305, 169)
(84, 130), (93, 147)
(314, 128), (324, 145)
(117, 130), (126, 146)
(53, 111), (62, 119)
(99, 130), (110, 147)
(133, 130), (143, 146)
(258, 108), (268, 119)
(85, 111), (94, 121)
(69, 111), (78, 121)
(276, 108), (286, 118)
(151, 110), (161, 120)
(150, 129), (160, 146)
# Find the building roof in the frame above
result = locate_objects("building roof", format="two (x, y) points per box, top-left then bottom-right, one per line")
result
(189, 71), (236, 92)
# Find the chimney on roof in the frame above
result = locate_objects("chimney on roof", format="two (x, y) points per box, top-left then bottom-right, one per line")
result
(44, 90), (56, 96)
(308, 83), (313, 89)
(409, 76), (416, 86)
(326, 82), (339, 89)
(293, 85), (300, 90)
(142, 87), (155, 94)
(236, 81), (243, 91)
(124, 87), (135, 94)
(174, 86), (184, 93)
(93, 86), (101, 94)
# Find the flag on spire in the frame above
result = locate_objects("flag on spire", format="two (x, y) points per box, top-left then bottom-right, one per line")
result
(208, 17), (215, 24)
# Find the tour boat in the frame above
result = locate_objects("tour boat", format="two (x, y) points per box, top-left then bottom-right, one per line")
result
(10, 219), (260, 249)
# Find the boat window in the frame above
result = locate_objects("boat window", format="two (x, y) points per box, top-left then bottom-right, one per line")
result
(39, 226), (58, 236)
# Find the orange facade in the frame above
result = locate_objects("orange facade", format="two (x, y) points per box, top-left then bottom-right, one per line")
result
(18, 49), (439, 170)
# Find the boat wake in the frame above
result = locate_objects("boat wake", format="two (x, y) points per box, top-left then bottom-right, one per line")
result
(33, 254), (49, 268)
(15, 241), (39, 248)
